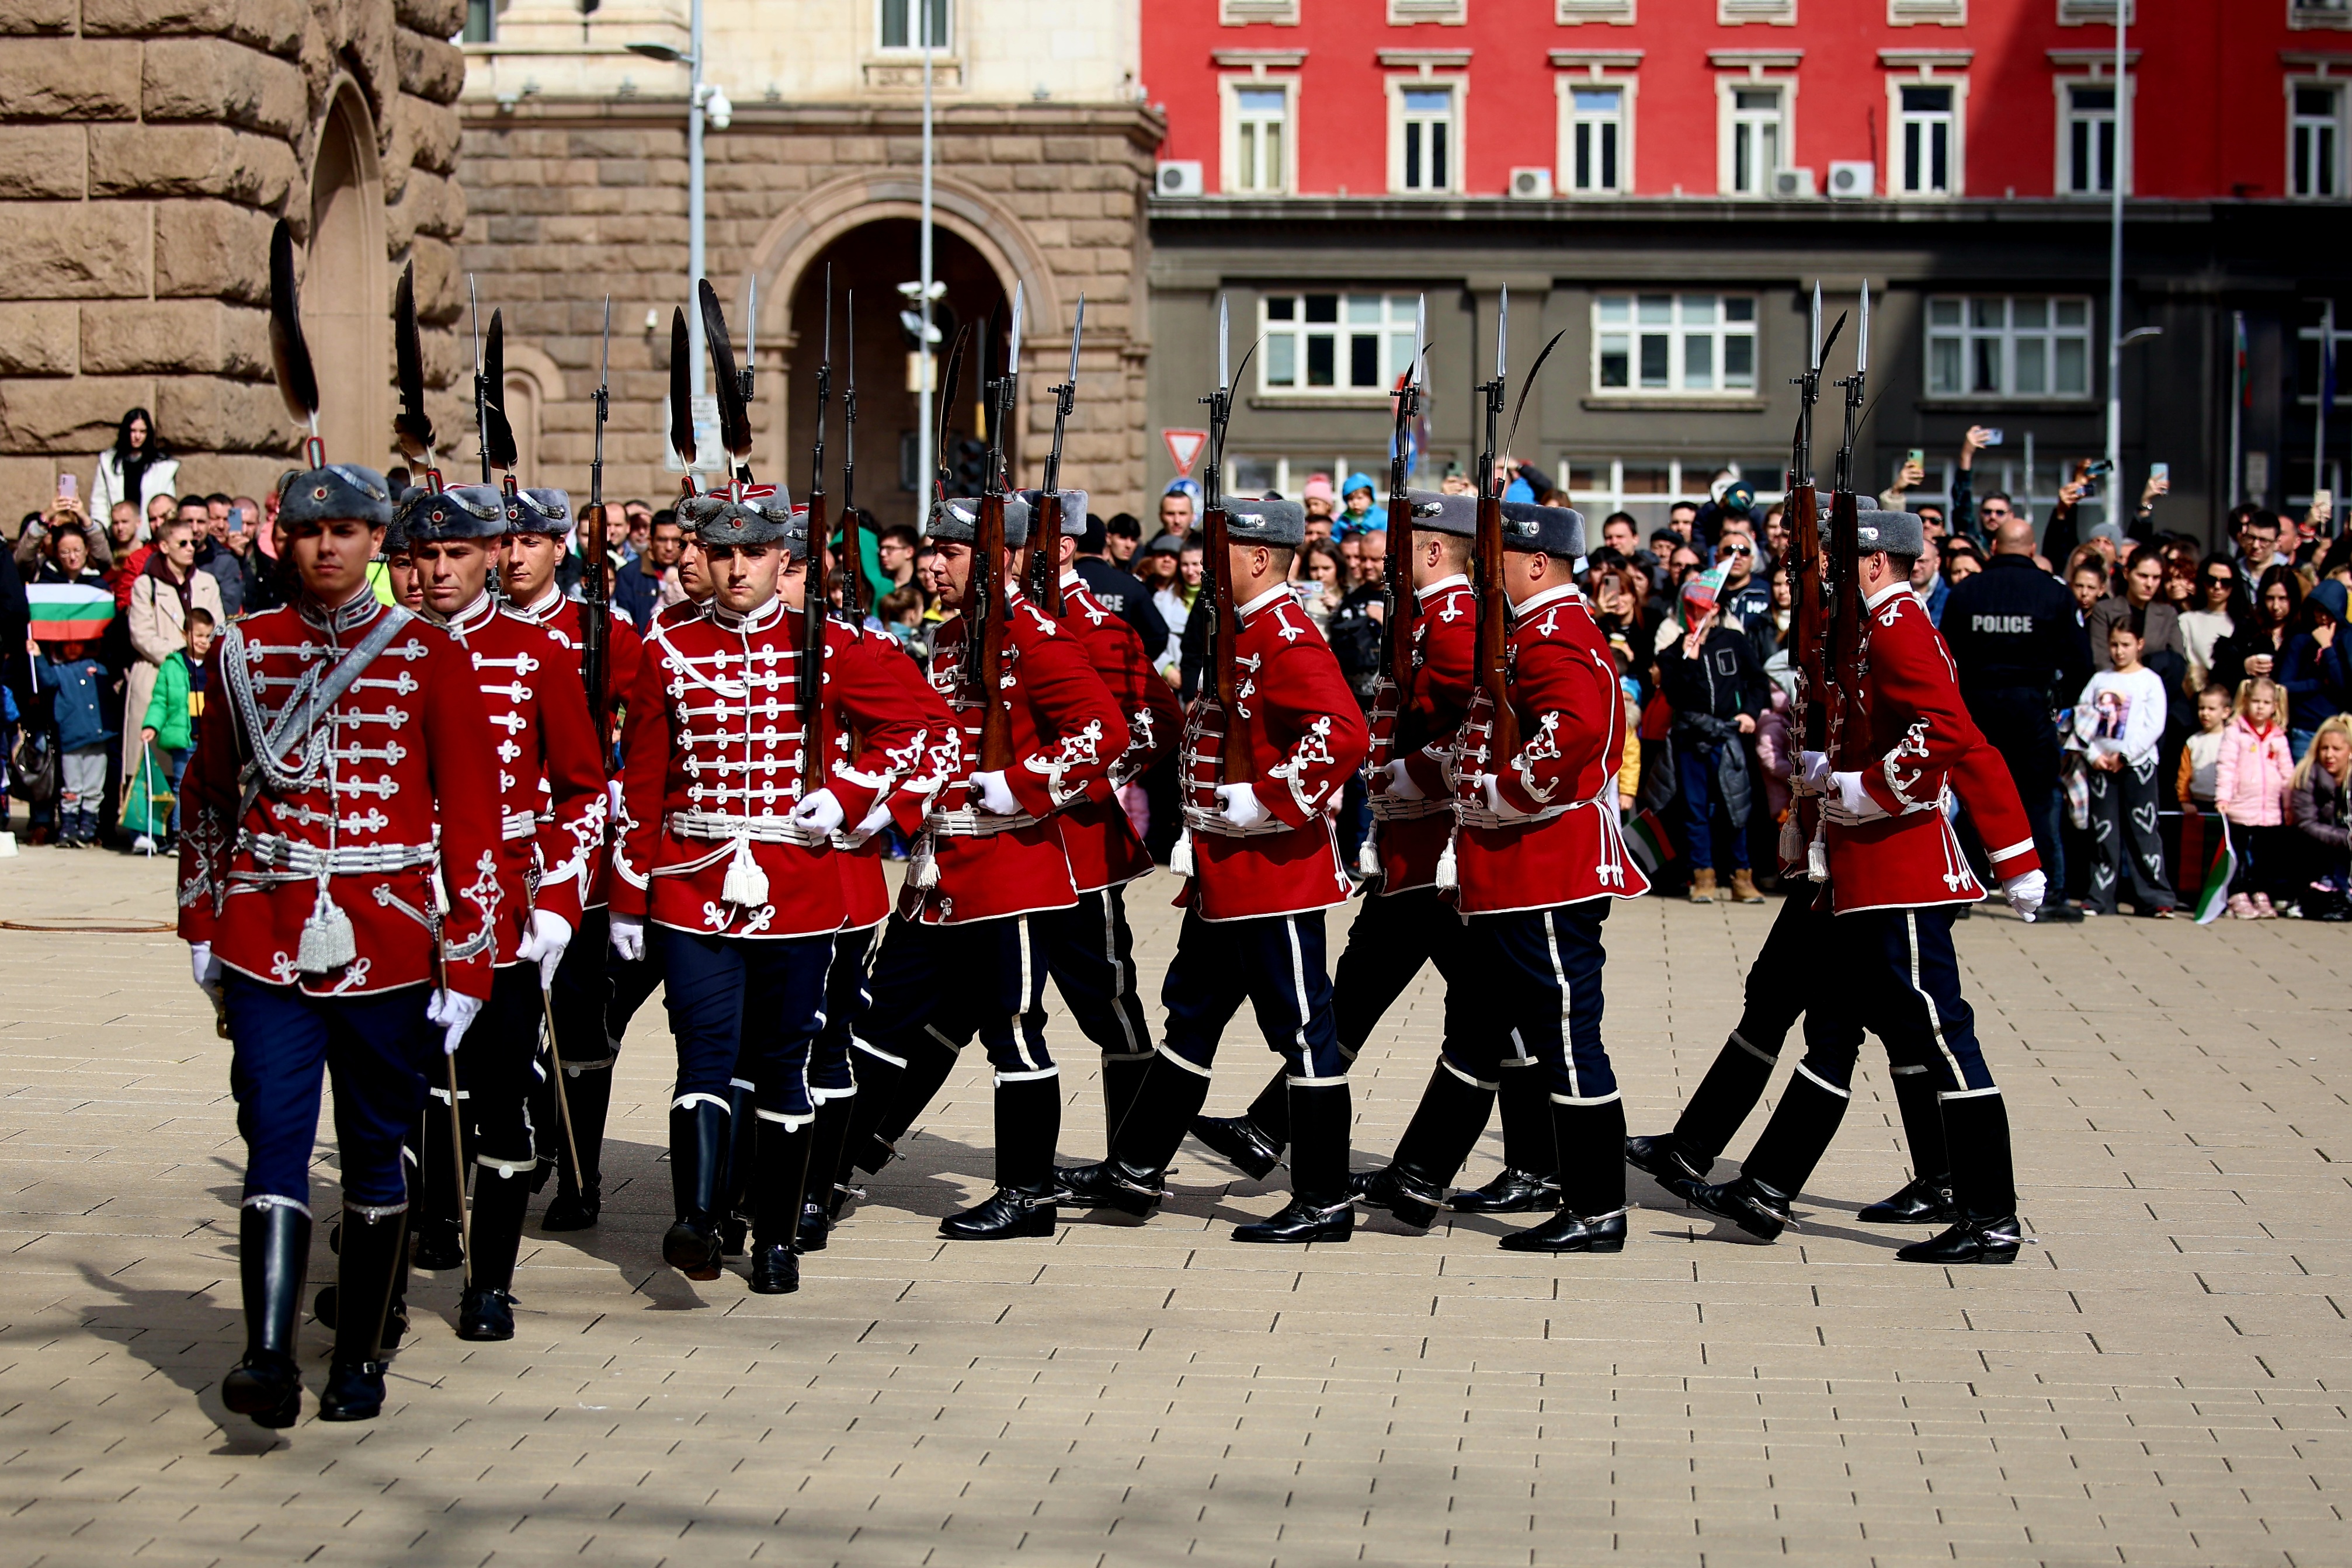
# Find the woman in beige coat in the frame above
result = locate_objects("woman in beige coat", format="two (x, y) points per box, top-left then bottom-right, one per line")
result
(124, 515), (223, 794)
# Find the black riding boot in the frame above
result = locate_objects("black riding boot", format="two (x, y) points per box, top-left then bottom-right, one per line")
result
(1677, 1068), (1850, 1243)
(1448, 1063), (1561, 1213)
(1859, 1066), (1958, 1225)
(458, 1163), (532, 1341)
(412, 1091), (467, 1270)
(542, 1061), (614, 1231)
(943, 1075), (1062, 1240)
(1099, 1054), (1154, 1151)
(1628, 1029), (1778, 1188)
(221, 1202), (309, 1429)
(1898, 1091), (2022, 1265)
(1058, 1056), (1210, 1216)
(1502, 1098), (1628, 1253)
(1189, 1066), (1287, 1180)
(797, 1092), (854, 1252)
(720, 1079), (758, 1256)
(845, 1034), (958, 1176)
(1234, 1082), (1354, 1243)
(749, 1118), (814, 1294)
(663, 1099), (729, 1279)
(1359, 1064), (1494, 1230)
(318, 1204), (407, 1421)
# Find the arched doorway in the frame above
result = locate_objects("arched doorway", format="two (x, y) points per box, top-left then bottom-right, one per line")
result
(776, 220), (1008, 531)
(305, 84), (390, 468)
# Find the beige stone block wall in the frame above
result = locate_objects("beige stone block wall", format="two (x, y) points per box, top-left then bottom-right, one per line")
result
(0, 0), (470, 524)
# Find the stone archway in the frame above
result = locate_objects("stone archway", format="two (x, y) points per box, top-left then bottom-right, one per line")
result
(305, 79), (391, 469)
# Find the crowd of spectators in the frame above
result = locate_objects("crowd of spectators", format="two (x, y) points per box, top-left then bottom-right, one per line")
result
(5, 412), (2348, 923)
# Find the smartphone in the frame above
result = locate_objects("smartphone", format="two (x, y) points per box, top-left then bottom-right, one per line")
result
(228, 506), (246, 534)
(56, 474), (75, 501)
(2149, 463), (2169, 485)
(2317, 488), (2334, 510)
(1906, 449), (1925, 468)
(1979, 429), (2004, 447)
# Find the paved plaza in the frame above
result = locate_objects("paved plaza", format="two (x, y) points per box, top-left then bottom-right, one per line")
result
(0, 847), (2345, 1567)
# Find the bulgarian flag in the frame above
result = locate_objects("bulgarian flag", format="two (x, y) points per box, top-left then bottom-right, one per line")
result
(1623, 807), (1677, 877)
(27, 580), (114, 642)
(2193, 815), (2236, 926)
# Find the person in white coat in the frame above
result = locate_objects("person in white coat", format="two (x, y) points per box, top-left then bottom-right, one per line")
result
(90, 408), (179, 538)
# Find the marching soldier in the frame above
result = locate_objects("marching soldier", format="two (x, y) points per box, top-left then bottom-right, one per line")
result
(609, 491), (936, 1293)
(1021, 486), (1183, 1145)
(401, 483), (607, 1337)
(1671, 509), (2042, 1264)
(502, 488), (647, 1233)
(836, 495), (1128, 1242)
(1061, 497), (1371, 1244)
(379, 507), (425, 613)
(1371, 501), (1648, 1251)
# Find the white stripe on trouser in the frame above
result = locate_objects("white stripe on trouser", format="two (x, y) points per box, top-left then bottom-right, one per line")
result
(1155, 1042), (1212, 1078)
(1102, 891), (1142, 1055)
(996, 1065), (1059, 1085)
(673, 1091), (730, 1113)
(852, 1034), (908, 1068)
(1901, 910), (1967, 1087)
(1794, 1061), (1851, 1099)
(1009, 919), (1043, 1072)
(729, 1077), (755, 1093)
(1286, 1073), (1346, 1087)
(1549, 1089), (1621, 1106)
(1938, 1084), (2002, 1103)
(1441, 1056), (1498, 1091)
(1729, 1030), (1774, 1065)
(811, 1083), (857, 1103)
(1282, 916), (1312, 1062)
(1541, 911), (1580, 1100)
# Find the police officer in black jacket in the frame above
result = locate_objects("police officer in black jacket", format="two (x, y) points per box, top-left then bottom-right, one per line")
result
(1938, 513), (2093, 921)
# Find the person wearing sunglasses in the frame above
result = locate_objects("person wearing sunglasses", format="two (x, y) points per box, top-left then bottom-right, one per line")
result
(2180, 561), (2248, 692)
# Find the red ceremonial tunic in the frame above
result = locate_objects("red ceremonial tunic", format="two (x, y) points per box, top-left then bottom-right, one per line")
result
(1179, 585), (1370, 923)
(1052, 571), (1181, 893)
(508, 587), (641, 910)
(438, 593), (609, 959)
(176, 593), (502, 998)
(1449, 584), (1649, 916)
(829, 621), (954, 931)
(893, 587), (1129, 927)
(613, 594), (938, 940)
(1366, 573), (1476, 896)
(1827, 582), (2042, 914)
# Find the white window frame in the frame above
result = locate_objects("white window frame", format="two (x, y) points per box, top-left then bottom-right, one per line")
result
(1570, 459), (1787, 536)
(875, 0), (950, 53)
(1221, 74), (1298, 195)
(2288, 77), (2348, 199)
(1717, 74), (1795, 197)
(1388, 75), (1465, 194)
(1259, 292), (1426, 401)
(1557, 72), (1637, 195)
(1889, 75), (1964, 197)
(1923, 294), (2098, 402)
(2054, 72), (2134, 197)
(1590, 293), (1762, 399)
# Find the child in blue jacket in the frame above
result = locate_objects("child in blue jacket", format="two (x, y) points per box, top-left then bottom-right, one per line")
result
(34, 639), (117, 846)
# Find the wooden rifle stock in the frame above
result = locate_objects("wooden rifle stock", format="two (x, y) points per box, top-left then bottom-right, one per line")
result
(973, 491), (1015, 771)
(1472, 492), (1520, 767)
(1787, 483), (1828, 753)
(1825, 484), (1868, 769)
(1029, 492), (1065, 616)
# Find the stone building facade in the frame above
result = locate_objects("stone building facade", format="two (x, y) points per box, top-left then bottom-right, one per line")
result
(458, 1), (1161, 529)
(0, 0), (470, 516)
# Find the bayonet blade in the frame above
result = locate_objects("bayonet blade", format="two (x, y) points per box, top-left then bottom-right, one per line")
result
(1496, 287), (1508, 382)
(1066, 295), (1085, 387)
(1217, 294), (1229, 392)
(1809, 282), (1822, 372)
(821, 265), (832, 364)
(1856, 280), (1870, 376)
(1007, 282), (1024, 373)
(599, 295), (611, 384)
(1415, 293), (1428, 390)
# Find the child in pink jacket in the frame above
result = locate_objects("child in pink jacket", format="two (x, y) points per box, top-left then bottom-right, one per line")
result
(2215, 677), (2294, 917)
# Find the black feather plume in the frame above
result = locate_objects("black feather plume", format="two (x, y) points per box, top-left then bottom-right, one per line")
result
(932, 323), (971, 498)
(482, 310), (517, 471)
(669, 307), (696, 472)
(699, 280), (751, 468)
(1504, 329), (1567, 456)
(392, 264), (435, 461)
(267, 220), (319, 430)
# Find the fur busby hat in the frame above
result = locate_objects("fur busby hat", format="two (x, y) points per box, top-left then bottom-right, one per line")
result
(508, 487), (571, 537)
(1402, 489), (1476, 538)
(277, 463), (394, 530)
(754, 496), (809, 561)
(1852, 508), (1924, 558)
(927, 495), (1033, 549)
(397, 482), (505, 545)
(679, 491), (787, 550)
(1498, 500), (1586, 559)
(1017, 489), (1090, 537)
(1224, 496), (1307, 547)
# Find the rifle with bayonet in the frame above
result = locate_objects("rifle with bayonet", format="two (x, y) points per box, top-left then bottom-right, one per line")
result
(1027, 296), (1085, 616)
(581, 297), (614, 740)
(1826, 281), (1871, 773)
(1785, 283), (1845, 758)
(1472, 289), (1521, 767)
(1382, 295), (1427, 750)
(969, 286), (1023, 773)
(840, 290), (864, 623)
(801, 268), (833, 780)
(1200, 294), (1255, 785)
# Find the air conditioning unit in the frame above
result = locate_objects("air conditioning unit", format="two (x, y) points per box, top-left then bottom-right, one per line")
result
(1156, 160), (1204, 199)
(1771, 166), (1816, 199)
(1827, 160), (1875, 199)
(1508, 166), (1554, 200)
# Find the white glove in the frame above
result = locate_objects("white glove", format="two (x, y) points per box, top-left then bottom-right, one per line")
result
(1794, 750), (1833, 795)
(515, 908), (573, 990)
(609, 913), (647, 963)
(1479, 773), (1534, 821)
(189, 941), (223, 1001)
(1380, 760), (1425, 802)
(1215, 782), (1268, 830)
(790, 787), (846, 835)
(1825, 770), (1889, 825)
(2002, 869), (2047, 923)
(970, 769), (1021, 816)
(425, 988), (484, 1056)
(845, 797), (894, 845)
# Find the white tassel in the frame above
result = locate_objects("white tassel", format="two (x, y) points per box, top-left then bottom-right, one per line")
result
(296, 879), (357, 974)
(1806, 823), (1829, 882)
(1778, 812), (1802, 871)
(1169, 828), (1194, 878)
(1356, 830), (1382, 880)
(911, 832), (940, 889)
(1433, 828), (1459, 892)
(720, 835), (769, 908)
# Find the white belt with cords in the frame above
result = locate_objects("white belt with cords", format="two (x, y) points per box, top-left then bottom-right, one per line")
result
(665, 809), (831, 849)
(502, 808), (538, 842)
(1182, 804), (1299, 840)
(233, 833), (438, 878)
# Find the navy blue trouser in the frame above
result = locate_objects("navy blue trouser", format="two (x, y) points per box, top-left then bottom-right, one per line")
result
(812, 923), (878, 1100)
(658, 926), (836, 1127)
(1333, 885), (1478, 1062)
(225, 975), (436, 1212)
(1038, 887), (1153, 1065)
(439, 962), (544, 1172)
(553, 905), (665, 1065)
(1160, 907), (1346, 1082)
(861, 913), (1057, 1082)
(1464, 901), (1619, 1104)
(1840, 905), (1999, 1098)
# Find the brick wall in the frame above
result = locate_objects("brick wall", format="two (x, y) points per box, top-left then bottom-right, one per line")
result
(0, 0), (469, 518)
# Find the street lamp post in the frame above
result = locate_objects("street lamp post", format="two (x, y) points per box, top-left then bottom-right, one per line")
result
(918, 0), (936, 496)
(2103, 2), (2127, 512)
